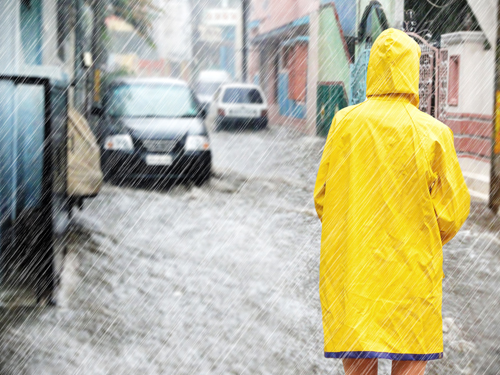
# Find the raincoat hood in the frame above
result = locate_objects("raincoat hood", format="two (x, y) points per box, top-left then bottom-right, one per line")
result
(366, 28), (421, 106)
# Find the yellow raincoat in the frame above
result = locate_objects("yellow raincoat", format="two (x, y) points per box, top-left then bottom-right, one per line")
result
(314, 28), (470, 361)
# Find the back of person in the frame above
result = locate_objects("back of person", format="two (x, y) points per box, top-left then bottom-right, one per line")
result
(314, 28), (470, 374)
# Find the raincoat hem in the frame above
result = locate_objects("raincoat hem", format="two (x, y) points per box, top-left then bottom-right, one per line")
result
(324, 351), (443, 361)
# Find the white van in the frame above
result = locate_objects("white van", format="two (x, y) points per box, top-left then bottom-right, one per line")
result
(208, 83), (268, 131)
(195, 70), (232, 111)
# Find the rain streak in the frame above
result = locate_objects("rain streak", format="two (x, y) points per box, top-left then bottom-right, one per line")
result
(0, 1), (499, 375)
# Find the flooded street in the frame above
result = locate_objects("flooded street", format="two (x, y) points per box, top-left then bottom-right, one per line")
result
(1, 126), (499, 375)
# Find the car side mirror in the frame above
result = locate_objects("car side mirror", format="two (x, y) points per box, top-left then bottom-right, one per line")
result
(91, 106), (104, 117)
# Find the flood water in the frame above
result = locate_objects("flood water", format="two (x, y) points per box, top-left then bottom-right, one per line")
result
(1, 126), (499, 375)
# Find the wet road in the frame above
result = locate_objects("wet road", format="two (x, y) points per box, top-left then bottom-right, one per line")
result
(1, 126), (499, 375)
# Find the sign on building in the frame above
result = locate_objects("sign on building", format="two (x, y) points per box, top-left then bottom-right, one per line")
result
(204, 8), (240, 26)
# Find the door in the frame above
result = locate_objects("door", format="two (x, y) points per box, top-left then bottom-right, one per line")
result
(317, 83), (348, 137)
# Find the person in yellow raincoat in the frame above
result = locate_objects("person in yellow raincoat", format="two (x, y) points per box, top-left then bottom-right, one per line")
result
(314, 28), (470, 375)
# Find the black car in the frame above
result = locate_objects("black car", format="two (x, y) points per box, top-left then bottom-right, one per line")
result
(96, 77), (211, 185)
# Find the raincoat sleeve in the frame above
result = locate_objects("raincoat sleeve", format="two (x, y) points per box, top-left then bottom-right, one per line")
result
(314, 116), (338, 222)
(430, 128), (470, 245)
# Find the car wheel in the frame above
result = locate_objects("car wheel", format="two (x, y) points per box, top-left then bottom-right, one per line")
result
(109, 175), (121, 186)
(214, 120), (225, 132)
(253, 122), (267, 131)
(193, 168), (211, 186)
(253, 118), (268, 131)
(102, 159), (116, 182)
(103, 170), (114, 183)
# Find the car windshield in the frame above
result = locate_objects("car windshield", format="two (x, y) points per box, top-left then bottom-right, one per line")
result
(196, 81), (222, 96)
(222, 88), (263, 104)
(107, 83), (199, 118)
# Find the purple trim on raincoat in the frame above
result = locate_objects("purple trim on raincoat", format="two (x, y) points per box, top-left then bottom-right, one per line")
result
(324, 351), (443, 361)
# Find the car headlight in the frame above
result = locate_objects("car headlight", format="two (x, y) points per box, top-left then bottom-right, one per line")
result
(185, 135), (210, 151)
(104, 134), (134, 151)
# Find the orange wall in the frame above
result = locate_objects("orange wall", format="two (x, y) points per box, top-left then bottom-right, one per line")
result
(288, 44), (308, 102)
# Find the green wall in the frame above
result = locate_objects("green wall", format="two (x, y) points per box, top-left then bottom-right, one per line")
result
(318, 6), (350, 86)
(317, 5), (350, 136)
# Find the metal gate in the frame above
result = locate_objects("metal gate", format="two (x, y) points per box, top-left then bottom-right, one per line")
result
(407, 32), (448, 121)
(349, 43), (372, 106)
(349, 35), (448, 121)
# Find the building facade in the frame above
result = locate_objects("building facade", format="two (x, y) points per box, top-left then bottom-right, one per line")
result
(249, 0), (316, 132)
(249, 0), (497, 202)
(193, 6), (243, 81)
(441, 31), (495, 200)
(0, 0), (99, 305)
(249, 0), (402, 134)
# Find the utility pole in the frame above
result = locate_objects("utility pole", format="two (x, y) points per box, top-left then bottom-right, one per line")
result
(88, 0), (109, 138)
(74, 0), (86, 114)
(91, 0), (109, 103)
(241, 0), (248, 82)
(490, 0), (500, 213)
(190, 0), (202, 84)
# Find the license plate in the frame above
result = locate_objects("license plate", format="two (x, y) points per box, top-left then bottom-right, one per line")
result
(146, 154), (173, 166)
(231, 108), (258, 117)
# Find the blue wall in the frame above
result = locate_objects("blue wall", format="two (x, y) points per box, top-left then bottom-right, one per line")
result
(278, 73), (306, 119)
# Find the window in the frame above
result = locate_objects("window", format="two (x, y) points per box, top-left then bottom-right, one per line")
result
(222, 88), (263, 104)
(107, 84), (198, 118)
(448, 55), (460, 106)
